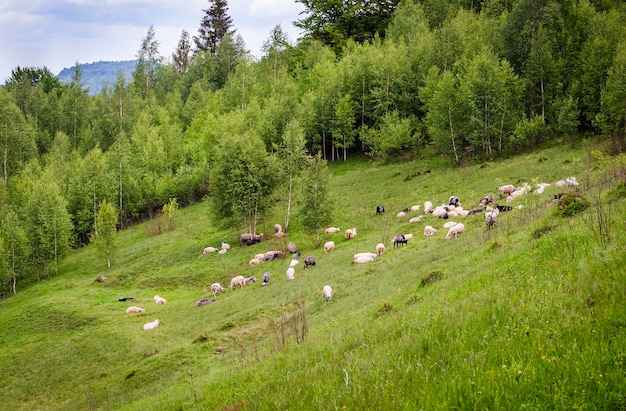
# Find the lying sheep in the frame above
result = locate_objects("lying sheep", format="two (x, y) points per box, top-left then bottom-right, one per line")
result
(211, 283), (226, 298)
(354, 255), (375, 264)
(354, 252), (377, 260)
(286, 267), (295, 281)
(262, 272), (271, 286)
(289, 259), (299, 267)
(245, 276), (257, 284)
(410, 205), (421, 212)
(445, 223), (465, 240)
(376, 243), (385, 257)
(196, 299), (215, 306)
(376, 205), (385, 215)
(323, 285), (333, 300)
(230, 275), (246, 289)
(424, 226), (437, 237)
(304, 256), (316, 268)
(154, 295), (167, 305)
(409, 216), (422, 223)
(203, 246), (218, 254)
(249, 257), (264, 266)
(479, 194), (494, 205)
(392, 234), (408, 247)
(218, 248), (227, 255)
(324, 241), (335, 254)
(345, 228), (357, 239)
(498, 184), (516, 197)
(403, 233), (413, 240)
(443, 221), (457, 229)
(325, 227), (341, 234)
(143, 319), (160, 331)
(126, 306), (145, 314)
(397, 211), (407, 218)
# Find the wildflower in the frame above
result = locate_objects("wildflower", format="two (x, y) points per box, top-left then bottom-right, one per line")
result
(599, 374), (603, 378)
(502, 365), (507, 369)
(388, 369), (393, 373)
(541, 355), (546, 360)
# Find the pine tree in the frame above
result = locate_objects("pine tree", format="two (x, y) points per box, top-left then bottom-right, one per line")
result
(172, 29), (191, 74)
(193, 0), (234, 55)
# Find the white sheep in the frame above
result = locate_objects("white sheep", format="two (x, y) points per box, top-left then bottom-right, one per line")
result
(323, 285), (333, 300)
(274, 223), (283, 233)
(397, 211), (407, 218)
(288, 242), (297, 253)
(354, 255), (375, 264)
(126, 306), (145, 314)
(424, 226), (437, 237)
(324, 241), (335, 254)
(409, 216), (423, 223)
(325, 227), (340, 234)
(289, 259), (299, 267)
(424, 201), (433, 213)
(535, 183), (551, 194)
(286, 267), (295, 281)
(403, 233), (413, 240)
(410, 205), (421, 212)
(432, 206), (448, 218)
(154, 295), (167, 305)
(445, 223), (465, 240)
(566, 176), (579, 187)
(262, 272), (271, 286)
(221, 242), (231, 250)
(498, 184), (516, 197)
(249, 257), (264, 266)
(272, 231), (287, 238)
(211, 283), (226, 298)
(203, 246), (218, 254)
(354, 252), (377, 260)
(376, 243), (385, 257)
(345, 228), (357, 239)
(254, 253), (266, 261)
(230, 275), (246, 289)
(218, 249), (227, 255)
(443, 221), (457, 229)
(143, 319), (160, 331)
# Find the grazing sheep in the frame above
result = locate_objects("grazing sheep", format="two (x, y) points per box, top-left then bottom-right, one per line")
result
(443, 221), (457, 229)
(392, 234), (408, 247)
(345, 228), (357, 239)
(240, 233), (264, 245)
(376, 243), (385, 257)
(203, 246), (218, 254)
(323, 285), (333, 300)
(196, 299), (215, 306)
(445, 223), (465, 240)
(498, 184), (516, 197)
(288, 242), (297, 254)
(274, 223), (283, 233)
(154, 295), (167, 305)
(249, 257), (264, 266)
(262, 272), (271, 286)
(432, 206), (448, 219)
(397, 211), (407, 218)
(218, 248), (227, 255)
(211, 283), (226, 298)
(410, 205), (421, 212)
(126, 306), (145, 314)
(230, 275), (246, 289)
(354, 252), (377, 260)
(354, 255), (375, 264)
(449, 196), (461, 207)
(293, 252), (302, 259)
(245, 276), (257, 284)
(221, 242), (231, 250)
(325, 227), (341, 234)
(376, 205), (385, 215)
(324, 241), (335, 254)
(264, 250), (284, 261)
(286, 267), (295, 281)
(304, 256), (316, 268)
(479, 194), (494, 205)
(143, 319), (160, 331)
(409, 216), (423, 223)
(424, 226), (437, 237)
(424, 201), (433, 213)
(289, 259), (300, 267)
(403, 233), (413, 240)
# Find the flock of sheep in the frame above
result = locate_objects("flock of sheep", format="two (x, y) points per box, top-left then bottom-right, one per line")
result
(126, 176), (578, 331)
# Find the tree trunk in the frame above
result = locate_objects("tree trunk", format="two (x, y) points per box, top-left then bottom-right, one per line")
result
(448, 103), (459, 163)
(285, 174), (293, 233)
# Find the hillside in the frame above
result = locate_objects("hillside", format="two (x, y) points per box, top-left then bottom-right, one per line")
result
(0, 144), (625, 410)
(57, 60), (137, 95)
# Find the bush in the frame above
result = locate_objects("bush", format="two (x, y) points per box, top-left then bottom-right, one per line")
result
(554, 194), (590, 217)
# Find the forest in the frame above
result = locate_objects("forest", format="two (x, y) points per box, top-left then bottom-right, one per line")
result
(1, 0), (626, 295)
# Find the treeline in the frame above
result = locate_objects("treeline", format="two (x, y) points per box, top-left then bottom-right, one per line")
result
(1, 0), (625, 293)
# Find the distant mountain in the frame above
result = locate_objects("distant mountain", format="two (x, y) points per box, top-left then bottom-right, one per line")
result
(58, 60), (137, 95)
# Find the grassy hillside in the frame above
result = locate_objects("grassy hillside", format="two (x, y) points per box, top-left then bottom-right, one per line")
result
(1, 144), (625, 410)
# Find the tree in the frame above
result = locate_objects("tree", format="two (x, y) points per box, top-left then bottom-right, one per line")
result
(332, 93), (356, 161)
(162, 197), (178, 231)
(557, 94), (580, 149)
(596, 42), (626, 153)
(133, 25), (163, 97)
(298, 153), (332, 247)
(172, 30), (191, 75)
(261, 24), (292, 83)
(91, 200), (118, 269)
(4, 66), (62, 93)
(277, 120), (308, 233)
(0, 89), (37, 183)
(0, 208), (30, 294)
(193, 0), (234, 55)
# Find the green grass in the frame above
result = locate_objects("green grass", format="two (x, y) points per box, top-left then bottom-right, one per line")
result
(1, 144), (625, 410)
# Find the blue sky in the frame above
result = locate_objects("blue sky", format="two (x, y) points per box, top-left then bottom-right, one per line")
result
(0, 0), (305, 82)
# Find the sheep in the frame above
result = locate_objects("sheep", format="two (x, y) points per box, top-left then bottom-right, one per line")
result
(154, 295), (167, 305)
(432, 206), (448, 219)
(264, 250), (284, 261)
(449, 196), (461, 207)
(498, 184), (516, 197)
(196, 299), (215, 306)
(286, 267), (295, 281)
(211, 283), (226, 298)
(535, 183), (551, 194)
(221, 242), (231, 250)
(240, 233), (264, 246)
(443, 221), (457, 229)
(262, 272), (271, 286)
(323, 285), (333, 300)
(289, 259), (300, 267)
(203, 246), (218, 254)
(304, 256), (316, 268)
(354, 252), (377, 260)
(424, 226), (437, 237)
(555, 179), (567, 188)
(325, 227), (341, 234)
(409, 215), (423, 223)
(410, 205), (421, 212)
(218, 248), (227, 255)
(274, 223), (283, 233)
(485, 209), (499, 229)
(126, 306), (145, 314)
(345, 228), (357, 239)
(566, 176), (579, 188)
(143, 319), (160, 331)
(424, 201), (433, 213)
(324, 241), (335, 254)
(479, 194), (494, 206)
(288, 242), (297, 254)
(245, 276), (257, 284)
(445, 223), (465, 240)
(272, 231), (287, 238)
(392, 234), (408, 247)
(254, 253), (266, 261)
(292, 252), (302, 259)
(397, 211), (407, 218)
(249, 257), (263, 266)
(376, 243), (385, 257)
(376, 205), (385, 215)
(354, 255), (375, 264)
(230, 275), (246, 289)
(403, 233), (414, 240)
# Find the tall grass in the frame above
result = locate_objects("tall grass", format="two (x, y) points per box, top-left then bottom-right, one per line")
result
(1, 145), (625, 410)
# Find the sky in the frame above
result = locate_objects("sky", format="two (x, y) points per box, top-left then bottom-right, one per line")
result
(0, 0), (306, 82)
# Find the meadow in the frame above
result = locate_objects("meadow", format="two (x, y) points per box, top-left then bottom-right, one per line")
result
(1, 143), (625, 410)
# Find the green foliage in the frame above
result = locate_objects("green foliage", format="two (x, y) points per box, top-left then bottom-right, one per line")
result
(361, 111), (418, 160)
(298, 153), (332, 245)
(554, 193), (590, 217)
(91, 200), (119, 269)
